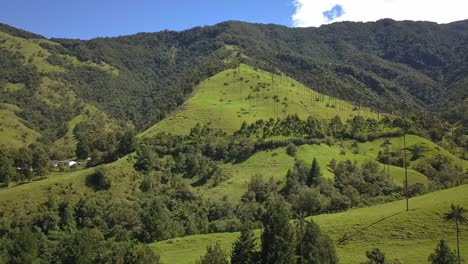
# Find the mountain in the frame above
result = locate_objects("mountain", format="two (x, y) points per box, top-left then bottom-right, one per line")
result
(53, 19), (468, 117)
(2, 19), (468, 143)
(0, 19), (467, 264)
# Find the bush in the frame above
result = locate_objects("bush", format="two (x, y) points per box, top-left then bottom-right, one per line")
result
(407, 183), (427, 197)
(285, 143), (297, 157)
(86, 169), (111, 190)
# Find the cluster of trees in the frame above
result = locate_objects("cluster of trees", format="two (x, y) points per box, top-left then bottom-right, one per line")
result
(0, 47), (40, 90)
(131, 122), (463, 232)
(0, 144), (48, 184)
(0, 227), (159, 264)
(235, 114), (405, 143)
(281, 158), (399, 216)
(0, 166), (202, 262)
(235, 113), (454, 147)
(197, 196), (338, 264)
(0, 44), (85, 145)
(134, 125), (259, 186)
(73, 120), (136, 166)
(414, 154), (467, 188)
(54, 27), (228, 130)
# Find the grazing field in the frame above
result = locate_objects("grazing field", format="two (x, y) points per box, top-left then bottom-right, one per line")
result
(0, 157), (135, 217)
(150, 184), (468, 264)
(141, 64), (381, 137)
(196, 138), (429, 203)
(359, 134), (468, 168)
(0, 104), (40, 148)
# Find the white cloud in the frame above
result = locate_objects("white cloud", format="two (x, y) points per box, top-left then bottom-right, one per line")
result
(292, 0), (468, 27)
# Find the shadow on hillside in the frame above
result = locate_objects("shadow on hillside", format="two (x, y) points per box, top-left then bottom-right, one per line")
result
(338, 208), (417, 245)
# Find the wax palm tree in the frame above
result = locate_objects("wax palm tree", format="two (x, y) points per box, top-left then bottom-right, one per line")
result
(444, 204), (468, 264)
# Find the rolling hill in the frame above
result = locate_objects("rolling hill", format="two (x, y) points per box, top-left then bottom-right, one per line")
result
(141, 63), (380, 137)
(151, 184), (468, 264)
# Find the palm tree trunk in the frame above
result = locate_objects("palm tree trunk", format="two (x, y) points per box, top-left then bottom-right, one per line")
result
(404, 133), (408, 211)
(456, 220), (461, 264)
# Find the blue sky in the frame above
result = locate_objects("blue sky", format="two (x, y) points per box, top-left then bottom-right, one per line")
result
(0, 0), (295, 39)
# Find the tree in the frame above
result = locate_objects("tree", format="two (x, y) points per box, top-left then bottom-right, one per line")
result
(29, 143), (48, 176)
(428, 240), (458, 264)
(296, 219), (338, 264)
(139, 198), (182, 242)
(364, 248), (385, 264)
(286, 143), (297, 157)
(196, 243), (228, 264)
(1, 227), (43, 264)
(76, 138), (91, 160)
(231, 229), (258, 264)
(117, 128), (136, 157)
(261, 196), (296, 264)
(53, 228), (105, 264)
(443, 204), (467, 264)
(125, 244), (161, 264)
(307, 158), (321, 187)
(14, 147), (33, 181)
(0, 148), (16, 184)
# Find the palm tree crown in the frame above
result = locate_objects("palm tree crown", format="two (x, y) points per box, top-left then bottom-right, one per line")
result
(444, 204), (468, 224)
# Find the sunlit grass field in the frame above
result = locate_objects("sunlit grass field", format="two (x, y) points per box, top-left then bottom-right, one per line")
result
(142, 64), (381, 137)
(151, 184), (468, 264)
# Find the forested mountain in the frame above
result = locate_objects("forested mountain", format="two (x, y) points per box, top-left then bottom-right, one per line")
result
(53, 19), (468, 122)
(1, 19), (468, 137)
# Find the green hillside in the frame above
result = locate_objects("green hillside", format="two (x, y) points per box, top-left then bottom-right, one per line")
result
(0, 103), (40, 148)
(151, 184), (468, 264)
(197, 140), (429, 203)
(0, 29), (118, 157)
(0, 21), (467, 264)
(142, 64), (380, 137)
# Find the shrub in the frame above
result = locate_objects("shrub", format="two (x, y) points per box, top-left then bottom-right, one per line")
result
(285, 143), (297, 157)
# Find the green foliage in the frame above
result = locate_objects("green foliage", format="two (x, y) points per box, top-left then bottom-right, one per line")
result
(261, 196), (296, 264)
(73, 120), (135, 165)
(230, 229), (258, 264)
(428, 240), (458, 264)
(296, 219), (338, 264)
(0, 227), (44, 264)
(85, 168), (111, 190)
(196, 243), (229, 264)
(286, 142), (297, 157)
(0, 148), (16, 184)
(139, 198), (183, 243)
(151, 184), (468, 264)
(364, 248), (386, 264)
(307, 157), (321, 187)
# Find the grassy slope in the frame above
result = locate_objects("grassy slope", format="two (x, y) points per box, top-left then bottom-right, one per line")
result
(0, 156), (134, 218)
(197, 139), (429, 203)
(359, 135), (468, 169)
(0, 31), (117, 149)
(150, 184), (468, 264)
(0, 103), (40, 148)
(50, 104), (111, 159)
(141, 64), (380, 137)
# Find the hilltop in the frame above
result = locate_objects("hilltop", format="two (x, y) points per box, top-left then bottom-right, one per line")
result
(142, 63), (380, 137)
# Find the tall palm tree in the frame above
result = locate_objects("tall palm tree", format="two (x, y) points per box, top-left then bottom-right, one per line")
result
(444, 204), (468, 264)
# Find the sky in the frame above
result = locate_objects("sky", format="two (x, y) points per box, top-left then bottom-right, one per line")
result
(0, 0), (467, 39)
